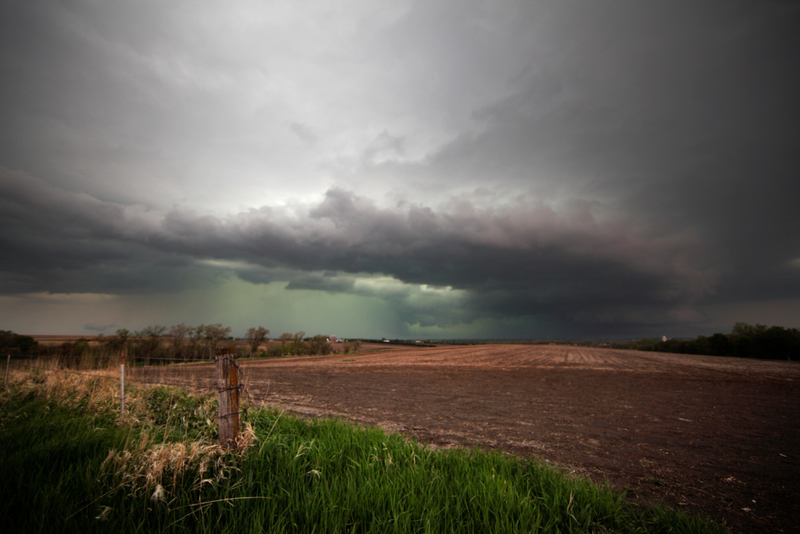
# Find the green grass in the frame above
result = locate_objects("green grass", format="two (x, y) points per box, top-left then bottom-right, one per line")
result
(0, 370), (729, 533)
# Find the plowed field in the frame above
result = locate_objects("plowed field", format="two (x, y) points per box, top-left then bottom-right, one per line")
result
(139, 344), (800, 534)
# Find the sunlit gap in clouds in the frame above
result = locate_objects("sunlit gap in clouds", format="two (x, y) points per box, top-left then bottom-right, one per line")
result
(196, 259), (265, 272)
(196, 258), (467, 304)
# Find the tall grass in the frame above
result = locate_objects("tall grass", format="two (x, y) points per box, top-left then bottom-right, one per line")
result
(0, 368), (729, 533)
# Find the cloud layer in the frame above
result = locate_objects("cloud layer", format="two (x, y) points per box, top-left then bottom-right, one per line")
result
(1, 1), (799, 337)
(2, 170), (718, 334)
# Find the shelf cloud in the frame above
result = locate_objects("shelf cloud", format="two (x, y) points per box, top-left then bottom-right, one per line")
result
(1, 1), (798, 337)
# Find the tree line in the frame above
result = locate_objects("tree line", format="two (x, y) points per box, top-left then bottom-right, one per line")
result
(630, 322), (800, 361)
(0, 330), (37, 356)
(1, 325), (361, 367)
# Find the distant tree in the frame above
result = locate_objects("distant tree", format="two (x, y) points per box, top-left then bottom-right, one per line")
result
(57, 337), (90, 368)
(279, 333), (293, 356)
(199, 324), (232, 358)
(759, 326), (800, 360)
(102, 328), (130, 355)
(169, 323), (190, 348)
(732, 322), (768, 338)
(166, 323), (189, 360)
(307, 335), (331, 356)
(292, 331), (306, 356)
(708, 333), (733, 356)
(0, 330), (38, 356)
(131, 329), (145, 364)
(246, 326), (270, 356)
(188, 326), (204, 360)
(135, 325), (167, 365)
(730, 323), (767, 358)
(635, 322), (799, 361)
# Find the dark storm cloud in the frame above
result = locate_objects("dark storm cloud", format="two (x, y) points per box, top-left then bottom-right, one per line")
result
(1, 170), (717, 331)
(352, 0), (800, 320)
(1, 1), (799, 337)
(0, 168), (221, 295)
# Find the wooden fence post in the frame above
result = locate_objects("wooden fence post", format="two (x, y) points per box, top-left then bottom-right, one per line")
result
(120, 351), (126, 415)
(216, 347), (240, 449)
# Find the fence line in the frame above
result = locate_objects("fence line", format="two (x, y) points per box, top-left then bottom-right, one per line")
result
(5, 354), (248, 447)
(11, 349), (251, 362)
(10, 360), (224, 392)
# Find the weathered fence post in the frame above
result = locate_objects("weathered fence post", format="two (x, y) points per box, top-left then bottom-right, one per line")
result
(216, 347), (240, 449)
(120, 351), (126, 415)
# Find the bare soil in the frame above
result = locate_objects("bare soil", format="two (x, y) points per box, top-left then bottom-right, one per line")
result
(140, 344), (800, 534)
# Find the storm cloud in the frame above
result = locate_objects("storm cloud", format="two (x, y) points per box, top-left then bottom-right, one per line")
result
(1, 171), (718, 333)
(1, 1), (798, 338)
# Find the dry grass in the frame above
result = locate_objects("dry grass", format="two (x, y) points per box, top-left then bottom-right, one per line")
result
(3, 365), (118, 412)
(101, 422), (257, 498)
(4, 364), (257, 502)
(102, 435), (226, 495)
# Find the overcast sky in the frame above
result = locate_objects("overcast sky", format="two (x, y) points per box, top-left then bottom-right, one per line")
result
(1, 0), (798, 339)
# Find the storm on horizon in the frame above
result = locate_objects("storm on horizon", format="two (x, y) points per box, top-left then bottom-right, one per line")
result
(1, 1), (798, 339)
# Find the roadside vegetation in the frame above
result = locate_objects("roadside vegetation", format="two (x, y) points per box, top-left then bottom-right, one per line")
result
(1, 366), (729, 534)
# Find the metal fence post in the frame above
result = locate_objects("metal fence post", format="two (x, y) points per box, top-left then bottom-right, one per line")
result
(120, 351), (126, 415)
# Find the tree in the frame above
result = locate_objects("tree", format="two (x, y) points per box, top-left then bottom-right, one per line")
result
(169, 323), (190, 348)
(307, 335), (331, 356)
(731, 323), (768, 359)
(0, 330), (38, 356)
(731, 322), (768, 338)
(103, 328), (130, 354)
(708, 333), (732, 356)
(197, 324), (232, 358)
(279, 333), (293, 356)
(292, 331), (306, 356)
(167, 323), (190, 360)
(187, 326), (203, 360)
(135, 325), (167, 365)
(246, 326), (270, 356)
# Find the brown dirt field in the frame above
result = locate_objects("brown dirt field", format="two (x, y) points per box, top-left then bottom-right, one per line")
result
(138, 344), (800, 534)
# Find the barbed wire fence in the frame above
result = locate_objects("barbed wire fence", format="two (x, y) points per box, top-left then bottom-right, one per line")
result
(3, 347), (249, 449)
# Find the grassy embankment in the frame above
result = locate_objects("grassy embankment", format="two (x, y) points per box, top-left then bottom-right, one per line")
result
(0, 366), (729, 534)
